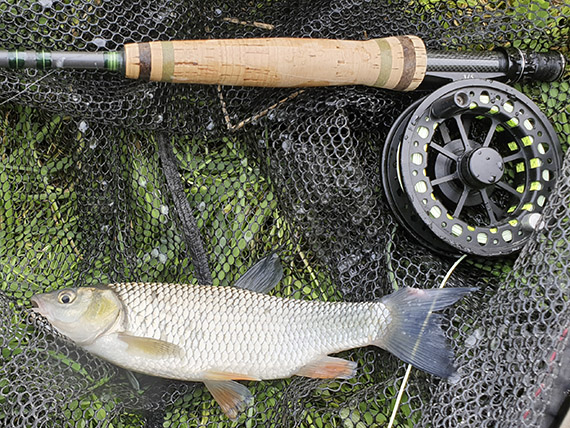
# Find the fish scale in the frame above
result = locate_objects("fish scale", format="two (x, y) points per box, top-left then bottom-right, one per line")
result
(106, 282), (385, 381)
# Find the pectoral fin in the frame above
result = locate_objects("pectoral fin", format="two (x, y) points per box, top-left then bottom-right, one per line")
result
(295, 356), (357, 379)
(124, 369), (141, 391)
(203, 379), (254, 421)
(118, 333), (183, 359)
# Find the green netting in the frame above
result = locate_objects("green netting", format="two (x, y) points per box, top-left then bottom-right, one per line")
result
(0, 0), (569, 427)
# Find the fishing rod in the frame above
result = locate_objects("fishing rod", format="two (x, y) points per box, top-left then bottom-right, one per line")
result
(1, 35), (566, 257)
(0, 35), (565, 91)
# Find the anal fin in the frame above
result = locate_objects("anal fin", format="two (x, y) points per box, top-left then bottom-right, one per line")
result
(295, 356), (357, 379)
(203, 379), (254, 421)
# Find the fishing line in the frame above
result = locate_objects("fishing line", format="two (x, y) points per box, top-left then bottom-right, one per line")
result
(0, 69), (56, 107)
(385, 224), (399, 292)
(438, 254), (468, 291)
(387, 253), (467, 428)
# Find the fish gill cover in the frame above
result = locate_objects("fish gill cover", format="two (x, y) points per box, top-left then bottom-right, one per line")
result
(0, 0), (568, 427)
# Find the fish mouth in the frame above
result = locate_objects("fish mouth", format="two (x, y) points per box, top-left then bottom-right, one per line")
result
(30, 296), (46, 316)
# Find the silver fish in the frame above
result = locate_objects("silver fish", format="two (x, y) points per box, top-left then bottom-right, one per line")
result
(30, 254), (473, 419)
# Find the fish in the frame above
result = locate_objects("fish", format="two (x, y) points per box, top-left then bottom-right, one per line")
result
(30, 254), (474, 420)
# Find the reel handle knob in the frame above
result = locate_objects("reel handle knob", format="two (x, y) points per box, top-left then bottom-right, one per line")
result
(430, 90), (471, 119)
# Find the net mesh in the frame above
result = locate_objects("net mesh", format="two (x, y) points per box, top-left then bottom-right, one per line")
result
(0, 0), (569, 427)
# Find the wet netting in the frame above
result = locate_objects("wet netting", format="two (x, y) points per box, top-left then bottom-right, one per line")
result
(0, 0), (569, 427)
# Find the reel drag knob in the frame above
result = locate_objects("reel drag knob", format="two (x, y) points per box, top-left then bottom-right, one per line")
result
(459, 147), (504, 188)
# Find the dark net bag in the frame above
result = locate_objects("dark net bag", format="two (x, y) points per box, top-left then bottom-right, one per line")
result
(0, 0), (568, 427)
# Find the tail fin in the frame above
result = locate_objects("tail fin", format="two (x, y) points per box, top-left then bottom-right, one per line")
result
(378, 287), (475, 379)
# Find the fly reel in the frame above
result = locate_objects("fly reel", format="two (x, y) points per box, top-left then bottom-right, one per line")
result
(382, 79), (562, 257)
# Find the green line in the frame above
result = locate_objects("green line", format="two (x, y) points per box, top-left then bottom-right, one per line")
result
(104, 52), (122, 72)
(8, 51), (24, 69)
(37, 51), (52, 69)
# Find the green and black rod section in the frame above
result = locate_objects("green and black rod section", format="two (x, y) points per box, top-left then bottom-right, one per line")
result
(0, 50), (123, 74)
(0, 36), (565, 90)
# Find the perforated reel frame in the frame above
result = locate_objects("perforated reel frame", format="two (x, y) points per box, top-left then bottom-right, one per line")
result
(383, 79), (562, 257)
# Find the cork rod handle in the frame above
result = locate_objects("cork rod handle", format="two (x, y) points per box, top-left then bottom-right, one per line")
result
(123, 36), (427, 91)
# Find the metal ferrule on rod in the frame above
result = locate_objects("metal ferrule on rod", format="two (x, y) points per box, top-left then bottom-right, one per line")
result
(0, 50), (124, 72)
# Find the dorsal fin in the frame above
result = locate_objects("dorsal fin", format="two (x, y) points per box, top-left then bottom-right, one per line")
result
(233, 252), (283, 294)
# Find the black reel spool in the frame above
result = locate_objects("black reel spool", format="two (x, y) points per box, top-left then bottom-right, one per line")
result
(382, 79), (563, 257)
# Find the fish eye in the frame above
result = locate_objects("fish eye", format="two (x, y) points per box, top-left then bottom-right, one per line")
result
(58, 290), (76, 305)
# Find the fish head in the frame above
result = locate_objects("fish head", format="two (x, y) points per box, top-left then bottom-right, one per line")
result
(30, 286), (123, 345)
